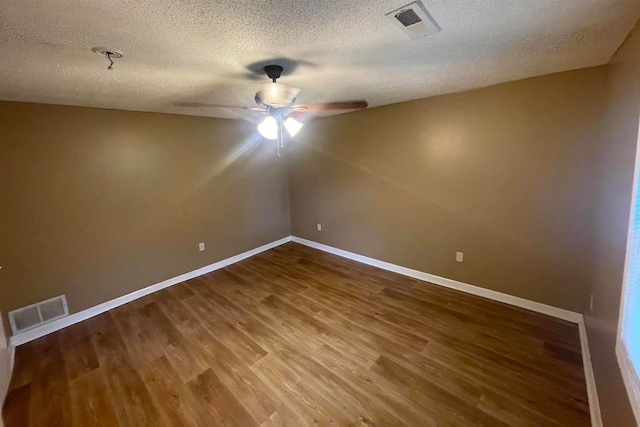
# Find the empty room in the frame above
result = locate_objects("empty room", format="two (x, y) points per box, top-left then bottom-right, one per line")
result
(2, 0), (640, 426)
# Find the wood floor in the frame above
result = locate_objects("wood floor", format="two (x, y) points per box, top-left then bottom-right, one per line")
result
(3, 242), (590, 426)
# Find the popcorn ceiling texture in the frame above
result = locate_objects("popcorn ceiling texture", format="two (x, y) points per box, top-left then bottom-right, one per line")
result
(0, 0), (639, 119)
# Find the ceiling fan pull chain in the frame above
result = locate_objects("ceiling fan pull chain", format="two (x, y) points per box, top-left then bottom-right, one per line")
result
(276, 126), (281, 157)
(275, 111), (284, 156)
(279, 117), (285, 150)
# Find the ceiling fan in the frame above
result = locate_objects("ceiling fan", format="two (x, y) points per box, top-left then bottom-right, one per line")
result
(173, 65), (368, 156)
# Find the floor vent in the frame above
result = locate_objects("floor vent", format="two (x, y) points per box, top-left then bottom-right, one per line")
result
(8, 295), (69, 335)
(386, 1), (441, 40)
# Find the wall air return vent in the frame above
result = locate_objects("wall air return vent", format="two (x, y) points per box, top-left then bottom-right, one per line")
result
(386, 1), (441, 40)
(8, 295), (69, 335)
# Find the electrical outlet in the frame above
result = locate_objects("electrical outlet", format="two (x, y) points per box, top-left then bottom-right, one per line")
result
(456, 252), (464, 262)
(590, 294), (594, 311)
(317, 223), (322, 231)
(199, 242), (205, 252)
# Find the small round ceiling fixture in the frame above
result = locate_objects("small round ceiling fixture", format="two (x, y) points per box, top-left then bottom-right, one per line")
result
(91, 47), (123, 70)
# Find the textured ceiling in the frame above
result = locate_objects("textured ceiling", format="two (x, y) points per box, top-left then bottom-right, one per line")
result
(0, 0), (639, 119)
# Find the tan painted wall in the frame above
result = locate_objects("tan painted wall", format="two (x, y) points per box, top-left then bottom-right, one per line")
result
(0, 102), (291, 322)
(0, 345), (9, 427)
(0, 315), (10, 427)
(584, 21), (640, 427)
(290, 66), (607, 313)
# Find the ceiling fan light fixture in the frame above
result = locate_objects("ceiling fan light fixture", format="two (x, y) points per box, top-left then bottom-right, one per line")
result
(255, 83), (300, 108)
(258, 116), (278, 140)
(284, 117), (303, 137)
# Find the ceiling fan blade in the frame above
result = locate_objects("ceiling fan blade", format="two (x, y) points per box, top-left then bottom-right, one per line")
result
(290, 100), (368, 112)
(172, 101), (261, 110)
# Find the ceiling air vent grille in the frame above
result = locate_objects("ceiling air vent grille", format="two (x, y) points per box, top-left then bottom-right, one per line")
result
(8, 295), (69, 335)
(395, 9), (422, 27)
(386, 1), (441, 40)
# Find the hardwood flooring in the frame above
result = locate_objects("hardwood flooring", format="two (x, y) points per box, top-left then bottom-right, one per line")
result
(3, 242), (590, 426)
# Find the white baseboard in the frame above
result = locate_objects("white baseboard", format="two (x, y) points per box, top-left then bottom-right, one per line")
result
(292, 236), (582, 323)
(9, 236), (292, 346)
(579, 318), (603, 426)
(291, 235), (602, 427)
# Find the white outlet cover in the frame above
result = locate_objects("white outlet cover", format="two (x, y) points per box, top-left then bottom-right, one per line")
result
(199, 242), (205, 251)
(456, 252), (464, 262)
(317, 224), (322, 231)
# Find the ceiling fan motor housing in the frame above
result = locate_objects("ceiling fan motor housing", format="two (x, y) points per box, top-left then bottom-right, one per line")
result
(255, 85), (300, 108)
(255, 64), (300, 108)
(264, 65), (284, 82)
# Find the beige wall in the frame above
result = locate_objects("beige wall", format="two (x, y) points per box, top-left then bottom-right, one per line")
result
(0, 315), (11, 427)
(0, 315), (10, 427)
(290, 67), (607, 313)
(0, 102), (291, 321)
(584, 21), (640, 427)
(0, 345), (9, 427)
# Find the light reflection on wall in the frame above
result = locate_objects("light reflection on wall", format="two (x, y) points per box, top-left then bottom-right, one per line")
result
(205, 131), (264, 182)
(97, 132), (157, 176)
(423, 125), (465, 165)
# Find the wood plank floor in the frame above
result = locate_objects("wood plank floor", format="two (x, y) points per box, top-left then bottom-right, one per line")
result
(3, 242), (590, 426)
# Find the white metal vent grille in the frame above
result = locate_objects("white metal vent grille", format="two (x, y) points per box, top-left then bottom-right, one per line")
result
(8, 295), (69, 335)
(385, 1), (441, 40)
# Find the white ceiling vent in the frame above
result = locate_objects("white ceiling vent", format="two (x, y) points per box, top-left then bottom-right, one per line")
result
(8, 295), (69, 335)
(386, 1), (441, 40)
